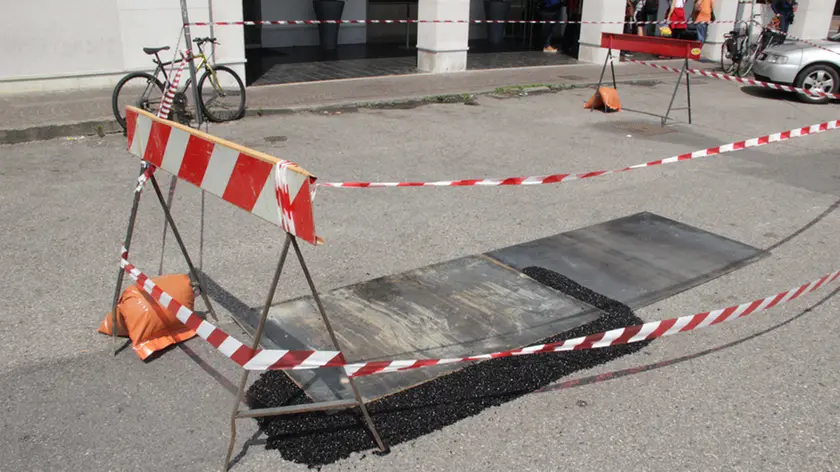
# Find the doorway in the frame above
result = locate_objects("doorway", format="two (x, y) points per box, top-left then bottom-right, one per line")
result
(242, 0), (581, 86)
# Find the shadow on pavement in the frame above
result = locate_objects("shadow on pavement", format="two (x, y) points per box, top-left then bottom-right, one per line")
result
(740, 86), (801, 102)
(535, 284), (840, 395)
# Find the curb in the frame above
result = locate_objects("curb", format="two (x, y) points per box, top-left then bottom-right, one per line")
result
(243, 78), (664, 117)
(1, 77), (666, 145)
(0, 119), (123, 145)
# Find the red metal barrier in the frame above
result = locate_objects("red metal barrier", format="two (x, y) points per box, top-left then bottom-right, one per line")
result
(595, 33), (700, 126)
(600, 33), (702, 59)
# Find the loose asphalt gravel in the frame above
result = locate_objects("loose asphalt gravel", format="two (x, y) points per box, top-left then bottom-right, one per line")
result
(1, 78), (839, 472)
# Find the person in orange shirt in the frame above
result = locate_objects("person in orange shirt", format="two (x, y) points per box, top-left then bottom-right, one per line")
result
(693, 0), (715, 44)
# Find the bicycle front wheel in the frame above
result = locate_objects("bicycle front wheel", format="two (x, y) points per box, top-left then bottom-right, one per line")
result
(737, 42), (759, 77)
(112, 72), (165, 130)
(198, 66), (246, 123)
(721, 38), (737, 75)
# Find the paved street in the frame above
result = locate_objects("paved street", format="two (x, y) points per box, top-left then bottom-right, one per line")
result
(1, 76), (839, 471)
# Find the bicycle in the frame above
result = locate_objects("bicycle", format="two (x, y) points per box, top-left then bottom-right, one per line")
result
(721, 19), (754, 76)
(721, 15), (785, 77)
(112, 37), (246, 130)
(740, 16), (787, 76)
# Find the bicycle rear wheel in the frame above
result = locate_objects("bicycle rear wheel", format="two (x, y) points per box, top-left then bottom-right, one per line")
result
(721, 38), (737, 75)
(198, 65), (246, 123)
(112, 72), (165, 130)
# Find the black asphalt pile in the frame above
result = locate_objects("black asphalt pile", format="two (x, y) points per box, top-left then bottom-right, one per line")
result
(247, 266), (653, 467)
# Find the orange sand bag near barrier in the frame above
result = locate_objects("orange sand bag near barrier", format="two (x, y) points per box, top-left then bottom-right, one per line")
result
(99, 274), (197, 360)
(584, 87), (622, 113)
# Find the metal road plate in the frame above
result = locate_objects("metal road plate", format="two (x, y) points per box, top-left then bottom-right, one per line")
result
(259, 255), (601, 402)
(244, 211), (766, 403)
(486, 211), (768, 309)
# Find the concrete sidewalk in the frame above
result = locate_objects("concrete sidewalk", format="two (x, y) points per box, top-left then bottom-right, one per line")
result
(0, 61), (706, 144)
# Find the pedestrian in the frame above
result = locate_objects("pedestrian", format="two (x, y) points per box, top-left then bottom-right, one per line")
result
(541, 0), (565, 53)
(562, 0), (582, 55)
(625, 0), (636, 35)
(692, 0), (715, 44)
(771, 0), (797, 42)
(667, 0), (688, 39)
(635, 0), (658, 36)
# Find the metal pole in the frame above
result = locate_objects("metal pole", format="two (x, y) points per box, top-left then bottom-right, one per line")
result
(592, 49), (611, 112)
(158, 175), (179, 275)
(150, 174), (219, 321)
(224, 235), (293, 471)
(180, 0), (211, 279)
(179, 0), (205, 130)
(747, 0), (756, 53)
(685, 58), (692, 124)
(208, 0), (217, 62)
(109, 164), (148, 355)
(662, 60), (687, 126)
(290, 238), (388, 453)
(592, 51), (608, 111)
(405, 2), (410, 49)
(200, 191), (206, 271)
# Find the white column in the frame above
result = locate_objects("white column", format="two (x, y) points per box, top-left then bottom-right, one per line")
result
(577, 0), (625, 64)
(703, 0), (740, 61)
(788, 0), (834, 40)
(417, 0), (471, 73)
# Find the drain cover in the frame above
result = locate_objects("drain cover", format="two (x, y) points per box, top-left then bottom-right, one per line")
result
(612, 121), (676, 136)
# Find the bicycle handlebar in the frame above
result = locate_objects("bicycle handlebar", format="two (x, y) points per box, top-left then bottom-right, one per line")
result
(194, 37), (219, 45)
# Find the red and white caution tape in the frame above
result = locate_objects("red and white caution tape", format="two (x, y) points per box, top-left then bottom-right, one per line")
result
(157, 51), (188, 120)
(627, 58), (840, 100)
(135, 51), (189, 193)
(120, 255), (838, 376)
(318, 119), (840, 188)
(190, 19), (734, 27)
(778, 32), (840, 58)
(119, 258), (346, 370)
(750, 21), (840, 58)
(343, 269), (840, 376)
(191, 18), (839, 59)
(189, 17), (840, 58)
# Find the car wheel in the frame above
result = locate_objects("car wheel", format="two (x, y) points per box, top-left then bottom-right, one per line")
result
(794, 64), (839, 104)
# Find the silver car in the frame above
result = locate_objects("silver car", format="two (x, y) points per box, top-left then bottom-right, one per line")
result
(753, 31), (840, 104)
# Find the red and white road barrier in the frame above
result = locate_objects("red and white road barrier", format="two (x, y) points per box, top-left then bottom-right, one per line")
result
(627, 58), (840, 101)
(125, 106), (321, 245)
(120, 253), (840, 376)
(317, 119), (840, 188)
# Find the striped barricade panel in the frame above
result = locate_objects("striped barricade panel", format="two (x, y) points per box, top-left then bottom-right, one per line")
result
(124, 106), (321, 245)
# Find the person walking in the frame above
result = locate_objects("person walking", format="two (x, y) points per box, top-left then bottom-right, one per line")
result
(635, 0), (652, 36)
(541, 0), (565, 53)
(771, 0), (797, 43)
(667, 0), (688, 39)
(693, 0), (715, 44)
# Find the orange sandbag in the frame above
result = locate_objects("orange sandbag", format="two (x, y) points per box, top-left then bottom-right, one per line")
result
(99, 274), (197, 360)
(584, 87), (622, 112)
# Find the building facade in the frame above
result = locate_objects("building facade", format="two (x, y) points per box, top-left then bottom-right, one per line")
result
(0, 0), (835, 94)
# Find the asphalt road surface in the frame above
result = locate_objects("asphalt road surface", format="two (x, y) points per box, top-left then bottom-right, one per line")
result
(1, 77), (839, 472)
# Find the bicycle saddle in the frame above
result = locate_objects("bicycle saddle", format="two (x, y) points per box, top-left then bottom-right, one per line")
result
(143, 46), (171, 55)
